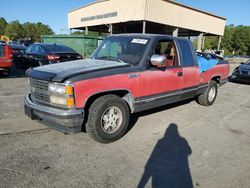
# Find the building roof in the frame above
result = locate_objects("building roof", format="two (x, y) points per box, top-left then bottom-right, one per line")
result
(68, 0), (226, 36)
(69, 0), (226, 20)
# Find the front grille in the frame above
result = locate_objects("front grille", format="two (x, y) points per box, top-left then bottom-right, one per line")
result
(29, 78), (50, 103)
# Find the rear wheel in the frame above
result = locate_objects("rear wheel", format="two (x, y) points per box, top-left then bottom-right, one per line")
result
(197, 80), (218, 106)
(86, 95), (130, 143)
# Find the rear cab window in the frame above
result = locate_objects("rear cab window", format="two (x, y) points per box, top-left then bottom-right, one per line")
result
(177, 39), (197, 67)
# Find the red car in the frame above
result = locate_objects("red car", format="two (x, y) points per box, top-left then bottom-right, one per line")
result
(25, 34), (229, 143)
(0, 42), (13, 76)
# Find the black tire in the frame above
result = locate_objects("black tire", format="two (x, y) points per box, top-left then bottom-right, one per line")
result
(197, 80), (218, 106)
(86, 94), (130, 143)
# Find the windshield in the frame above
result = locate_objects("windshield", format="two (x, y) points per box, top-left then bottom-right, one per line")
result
(92, 36), (150, 65)
(246, 59), (250, 65)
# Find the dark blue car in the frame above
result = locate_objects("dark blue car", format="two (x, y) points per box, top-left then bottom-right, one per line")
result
(232, 59), (250, 83)
(21, 43), (83, 68)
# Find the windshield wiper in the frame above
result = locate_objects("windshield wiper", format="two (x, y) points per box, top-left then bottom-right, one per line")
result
(95, 56), (125, 64)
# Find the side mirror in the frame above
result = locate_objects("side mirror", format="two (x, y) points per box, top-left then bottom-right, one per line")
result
(150, 54), (166, 68)
(240, 62), (245, 65)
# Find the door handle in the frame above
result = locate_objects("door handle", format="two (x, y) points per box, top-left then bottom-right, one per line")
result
(128, 74), (139, 78)
(177, 72), (183, 77)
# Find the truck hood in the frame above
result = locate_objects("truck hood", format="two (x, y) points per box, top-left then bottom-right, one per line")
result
(27, 59), (130, 82)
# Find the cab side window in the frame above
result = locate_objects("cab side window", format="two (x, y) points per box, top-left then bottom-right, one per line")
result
(154, 40), (179, 67)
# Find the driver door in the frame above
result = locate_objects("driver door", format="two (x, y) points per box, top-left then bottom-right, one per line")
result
(139, 39), (183, 103)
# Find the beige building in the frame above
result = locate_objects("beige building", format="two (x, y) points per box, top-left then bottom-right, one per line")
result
(68, 0), (226, 50)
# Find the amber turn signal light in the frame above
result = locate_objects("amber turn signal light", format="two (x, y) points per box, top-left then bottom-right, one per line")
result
(65, 85), (73, 95)
(67, 97), (75, 107)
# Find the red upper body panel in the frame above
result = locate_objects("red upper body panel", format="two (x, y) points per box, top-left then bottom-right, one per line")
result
(74, 63), (229, 108)
(200, 64), (229, 84)
(74, 73), (140, 108)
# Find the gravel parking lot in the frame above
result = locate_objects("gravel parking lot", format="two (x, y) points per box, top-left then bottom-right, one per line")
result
(0, 64), (249, 188)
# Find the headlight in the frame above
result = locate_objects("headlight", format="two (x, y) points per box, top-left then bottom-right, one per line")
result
(48, 83), (74, 95)
(50, 95), (67, 105)
(50, 95), (75, 107)
(49, 84), (66, 95)
(48, 83), (74, 107)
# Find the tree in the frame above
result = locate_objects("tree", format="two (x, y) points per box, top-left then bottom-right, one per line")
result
(22, 22), (54, 42)
(72, 31), (85, 35)
(233, 26), (250, 55)
(1, 17), (54, 42)
(23, 22), (36, 40)
(203, 36), (218, 50)
(72, 30), (108, 37)
(33, 22), (54, 41)
(221, 25), (235, 55)
(4, 20), (25, 40)
(0, 17), (8, 35)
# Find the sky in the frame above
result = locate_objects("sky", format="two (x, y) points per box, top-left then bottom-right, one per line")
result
(0, 0), (249, 34)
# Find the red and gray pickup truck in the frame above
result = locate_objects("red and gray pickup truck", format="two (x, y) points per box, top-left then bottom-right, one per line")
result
(25, 34), (229, 143)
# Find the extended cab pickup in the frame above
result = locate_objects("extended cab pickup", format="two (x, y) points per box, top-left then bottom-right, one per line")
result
(24, 34), (229, 143)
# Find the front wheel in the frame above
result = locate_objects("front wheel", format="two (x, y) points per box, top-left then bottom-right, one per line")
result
(197, 80), (218, 106)
(86, 95), (130, 143)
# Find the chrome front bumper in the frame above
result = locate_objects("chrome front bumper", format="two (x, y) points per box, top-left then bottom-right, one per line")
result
(24, 94), (84, 133)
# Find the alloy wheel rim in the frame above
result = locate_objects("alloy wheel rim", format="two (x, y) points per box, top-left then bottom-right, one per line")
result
(208, 87), (216, 102)
(101, 106), (123, 134)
